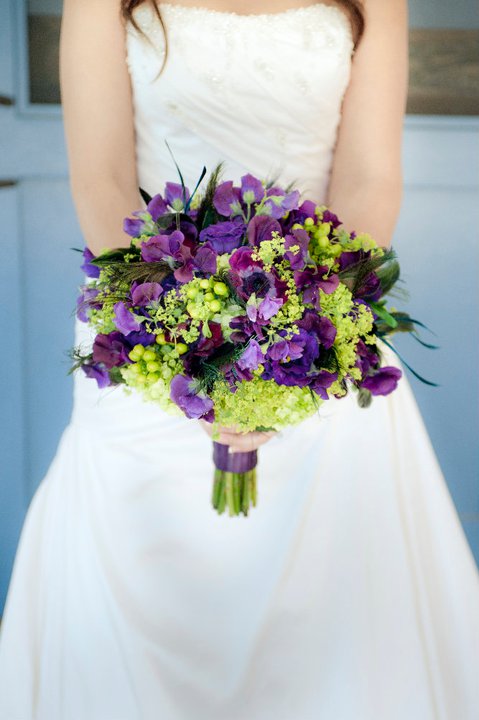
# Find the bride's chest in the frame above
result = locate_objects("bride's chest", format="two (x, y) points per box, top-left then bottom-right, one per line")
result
(125, 3), (354, 116)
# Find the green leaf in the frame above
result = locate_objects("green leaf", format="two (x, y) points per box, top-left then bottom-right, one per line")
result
(369, 301), (398, 329)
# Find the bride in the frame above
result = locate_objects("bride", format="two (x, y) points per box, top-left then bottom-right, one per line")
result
(1, 1), (478, 718)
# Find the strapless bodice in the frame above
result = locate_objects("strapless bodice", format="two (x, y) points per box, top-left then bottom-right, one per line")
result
(125, 2), (354, 201)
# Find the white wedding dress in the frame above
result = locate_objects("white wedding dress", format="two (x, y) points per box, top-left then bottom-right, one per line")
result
(1, 4), (478, 719)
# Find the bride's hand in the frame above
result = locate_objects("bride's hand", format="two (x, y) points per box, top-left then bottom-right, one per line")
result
(199, 420), (276, 453)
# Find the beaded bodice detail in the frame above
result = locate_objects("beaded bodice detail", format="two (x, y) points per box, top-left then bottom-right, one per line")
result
(125, 3), (354, 202)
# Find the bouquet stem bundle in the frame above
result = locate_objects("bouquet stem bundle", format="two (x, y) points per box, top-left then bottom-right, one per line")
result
(212, 442), (257, 516)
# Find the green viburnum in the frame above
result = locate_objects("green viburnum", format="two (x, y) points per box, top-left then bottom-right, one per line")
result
(210, 374), (321, 433)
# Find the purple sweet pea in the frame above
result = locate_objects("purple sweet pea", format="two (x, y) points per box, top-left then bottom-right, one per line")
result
(240, 174), (265, 204)
(140, 230), (191, 264)
(237, 339), (264, 371)
(170, 374), (214, 420)
(193, 245), (218, 275)
(297, 310), (337, 350)
(355, 338), (380, 376)
(92, 332), (131, 369)
(262, 329), (319, 387)
(82, 363), (111, 389)
(280, 200), (316, 234)
(264, 187), (301, 219)
(246, 215), (282, 246)
(310, 370), (338, 399)
(322, 209), (342, 229)
(113, 302), (142, 335)
(76, 286), (100, 323)
(80, 247), (100, 278)
(213, 181), (243, 217)
(294, 266), (339, 308)
(123, 215), (145, 237)
(199, 220), (246, 254)
(165, 182), (190, 212)
(361, 366), (402, 396)
(131, 282), (163, 306)
(229, 246), (258, 273)
(284, 228), (310, 270)
(147, 193), (168, 221)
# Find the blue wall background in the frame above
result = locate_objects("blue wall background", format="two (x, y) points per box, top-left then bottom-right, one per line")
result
(1, 0), (478, 614)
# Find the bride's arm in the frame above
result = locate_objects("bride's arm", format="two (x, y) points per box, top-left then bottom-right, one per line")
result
(326, 0), (409, 249)
(60, 0), (144, 255)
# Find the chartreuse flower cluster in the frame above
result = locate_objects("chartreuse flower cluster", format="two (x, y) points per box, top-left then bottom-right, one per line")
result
(72, 165), (431, 515)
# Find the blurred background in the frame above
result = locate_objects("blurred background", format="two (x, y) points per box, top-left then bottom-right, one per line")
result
(0, 0), (478, 614)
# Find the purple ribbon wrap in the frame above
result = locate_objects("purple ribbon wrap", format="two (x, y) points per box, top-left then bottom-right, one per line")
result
(213, 442), (258, 473)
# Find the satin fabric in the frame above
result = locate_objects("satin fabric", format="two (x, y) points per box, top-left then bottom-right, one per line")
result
(1, 4), (478, 718)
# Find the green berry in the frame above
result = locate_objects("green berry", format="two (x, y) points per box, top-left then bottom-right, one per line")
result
(176, 343), (188, 355)
(142, 349), (157, 362)
(213, 282), (228, 296)
(146, 361), (161, 373)
(155, 332), (166, 345)
(199, 279), (210, 290)
(204, 292), (215, 302)
(186, 286), (198, 300)
(209, 299), (221, 313)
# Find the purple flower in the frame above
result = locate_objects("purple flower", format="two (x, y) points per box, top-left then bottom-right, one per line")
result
(123, 216), (145, 237)
(237, 339), (264, 371)
(322, 209), (342, 229)
(213, 181), (243, 217)
(355, 338), (380, 376)
(310, 370), (338, 399)
(229, 246), (258, 273)
(355, 272), (382, 302)
(76, 286), (100, 323)
(170, 374), (214, 420)
(240, 174), (265, 204)
(199, 220), (246, 254)
(92, 332), (131, 369)
(259, 296), (283, 321)
(165, 182), (190, 212)
(294, 266), (339, 308)
(280, 200), (316, 234)
(361, 366), (402, 396)
(193, 245), (218, 275)
(246, 215), (282, 246)
(262, 329), (319, 387)
(140, 230), (191, 264)
(82, 363), (111, 389)
(264, 187), (301, 219)
(131, 282), (163, 306)
(147, 193), (168, 221)
(80, 247), (100, 278)
(297, 310), (337, 350)
(113, 302), (142, 335)
(284, 228), (310, 270)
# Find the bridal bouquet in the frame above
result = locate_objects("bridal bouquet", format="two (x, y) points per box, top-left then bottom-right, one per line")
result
(72, 165), (434, 516)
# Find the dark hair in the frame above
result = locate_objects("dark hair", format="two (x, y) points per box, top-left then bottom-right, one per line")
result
(121, 1), (365, 70)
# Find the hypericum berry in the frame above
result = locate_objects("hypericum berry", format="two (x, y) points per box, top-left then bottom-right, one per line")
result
(213, 282), (228, 297)
(130, 363), (141, 374)
(146, 361), (161, 373)
(175, 343), (188, 355)
(199, 279), (210, 290)
(187, 304), (201, 319)
(147, 372), (160, 383)
(304, 217), (314, 227)
(317, 235), (329, 249)
(128, 344), (145, 361)
(204, 292), (215, 302)
(209, 299), (221, 313)
(155, 332), (166, 345)
(186, 286), (198, 300)
(142, 349), (157, 362)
